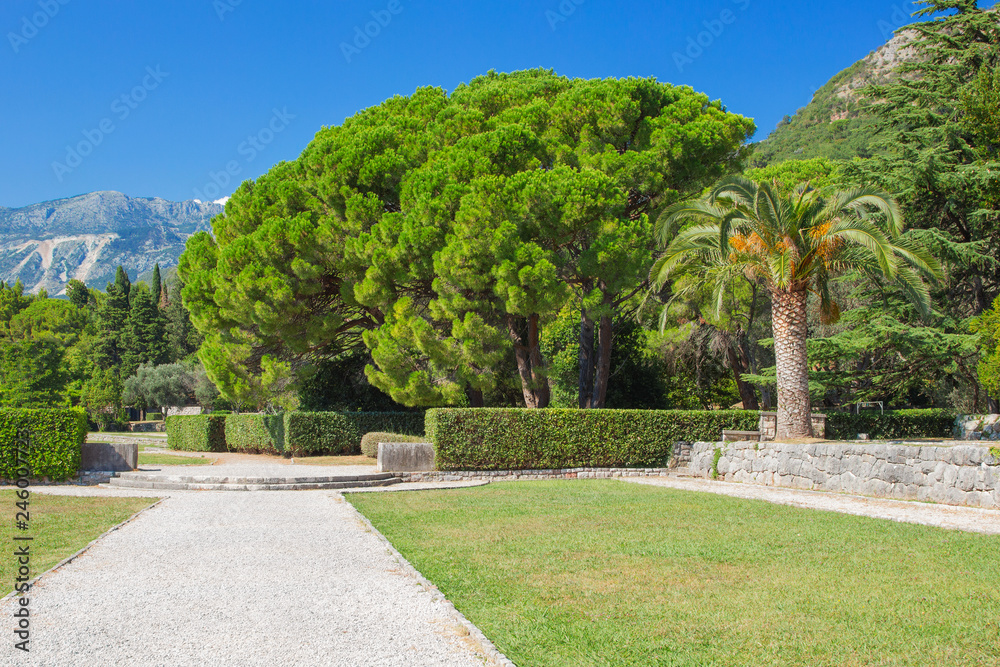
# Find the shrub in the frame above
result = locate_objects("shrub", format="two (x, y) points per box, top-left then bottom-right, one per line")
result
(360, 431), (427, 458)
(166, 415), (227, 452)
(427, 408), (759, 470)
(284, 412), (425, 456)
(0, 408), (87, 481)
(824, 409), (955, 440)
(225, 414), (285, 454)
(146, 412), (163, 421)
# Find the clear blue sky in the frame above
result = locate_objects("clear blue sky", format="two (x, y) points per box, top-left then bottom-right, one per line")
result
(1, 0), (991, 208)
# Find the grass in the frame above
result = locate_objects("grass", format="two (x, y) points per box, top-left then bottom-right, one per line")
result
(347, 480), (1000, 667)
(0, 491), (157, 597)
(138, 453), (215, 466)
(295, 454), (373, 466)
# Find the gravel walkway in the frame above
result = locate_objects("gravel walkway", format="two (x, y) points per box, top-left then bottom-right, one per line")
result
(2, 489), (498, 666)
(626, 475), (1000, 534)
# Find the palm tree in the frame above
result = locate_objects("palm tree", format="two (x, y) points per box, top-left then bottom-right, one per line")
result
(651, 176), (941, 439)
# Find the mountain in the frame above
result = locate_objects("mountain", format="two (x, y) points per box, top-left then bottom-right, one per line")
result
(752, 29), (920, 166)
(0, 191), (222, 295)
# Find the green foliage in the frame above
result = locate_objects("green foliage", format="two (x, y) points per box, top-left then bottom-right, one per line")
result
(0, 338), (67, 408)
(744, 158), (841, 192)
(0, 407), (87, 481)
(711, 445), (724, 480)
(426, 408), (758, 470)
(120, 285), (168, 377)
(972, 296), (1000, 397)
(182, 69), (754, 410)
(298, 350), (414, 412)
(146, 412), (163, 421)
(151, 263), (162, 308)
(166, 415), (227, 452)
(284, 411), (425, 456)
(824, 409), (956, 440)
(65, 279), (90, 308)
(164, 279), (202, 363)
(360, 431), (427, 458)
(122, 364), (195, 415)
(224, 413), (285, 454)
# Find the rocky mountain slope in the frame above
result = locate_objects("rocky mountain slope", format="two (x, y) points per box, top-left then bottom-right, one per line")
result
(0, 191), (222, 295)
(752, 28), (920, 165)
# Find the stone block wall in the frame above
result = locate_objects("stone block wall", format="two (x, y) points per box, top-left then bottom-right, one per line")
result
(687, 440), (1000, 509)
(955, 414), (1000, 441)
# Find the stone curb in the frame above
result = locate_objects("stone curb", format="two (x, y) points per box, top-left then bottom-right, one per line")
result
(0, 497), (164, 604)
(342, 495), (517, 667)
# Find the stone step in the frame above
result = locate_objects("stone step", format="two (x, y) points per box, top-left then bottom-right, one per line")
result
(106, 472), (400, 491)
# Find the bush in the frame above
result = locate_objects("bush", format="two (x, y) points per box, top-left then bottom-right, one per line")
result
(167, 415), (227, 452)
(360, 432), (427, 458)
(225, 414), (285, 454)
(0, 408), (87, 481)
(146, 412), (163, 421)
(824, 409), (956, 440)
(284, 412), (425, 456)
(427, 408), (759, 471)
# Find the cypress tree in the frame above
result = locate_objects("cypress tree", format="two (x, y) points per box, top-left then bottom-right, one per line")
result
(151, 264), (162, 309)
(121, 285), (169, 377)
(115, 266), (131, 301)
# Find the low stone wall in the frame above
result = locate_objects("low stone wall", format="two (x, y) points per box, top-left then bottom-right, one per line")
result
(686, 440), (1000, 509)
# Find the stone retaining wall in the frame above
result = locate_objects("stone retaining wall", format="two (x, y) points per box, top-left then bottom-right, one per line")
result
(686, 440), (1000, 509)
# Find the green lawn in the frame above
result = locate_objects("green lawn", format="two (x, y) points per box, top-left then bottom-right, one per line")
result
(138, 453), (215, 466)
(1, 491), (157, 596)
(347, 480), (1000, 667)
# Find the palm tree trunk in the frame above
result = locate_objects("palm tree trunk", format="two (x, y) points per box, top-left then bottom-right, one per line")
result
(771, 288), (813, 439)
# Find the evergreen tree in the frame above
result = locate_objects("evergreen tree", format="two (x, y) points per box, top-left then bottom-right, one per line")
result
(93, 283), (130, 370)
(121, 285), (169, 377)
(115, 265), (131, 301)
(151, 264), (162, 309)
(164, 280), (202, 361)
(65, 279), (90, 308)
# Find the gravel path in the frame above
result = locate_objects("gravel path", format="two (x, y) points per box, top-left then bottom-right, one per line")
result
(626, 475), (1000, 534)
(2, 490), (498, 666)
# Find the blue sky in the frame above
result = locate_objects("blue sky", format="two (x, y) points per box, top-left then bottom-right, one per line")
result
(1, 0), (989, 208)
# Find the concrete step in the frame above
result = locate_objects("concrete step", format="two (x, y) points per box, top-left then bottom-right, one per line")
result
(106, 472), (400, 491)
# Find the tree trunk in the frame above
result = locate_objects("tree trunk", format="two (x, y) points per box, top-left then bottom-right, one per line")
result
(772, 288), (813, 439)
(578, 310), (595, 408)
(507, 314), (547, 409)
(988, 396), (1000, 414)
(591, 313), (613, 408)
(467, 388), (484, 408)
(527, 314), (550, 409)
(727, 344), (759, 410)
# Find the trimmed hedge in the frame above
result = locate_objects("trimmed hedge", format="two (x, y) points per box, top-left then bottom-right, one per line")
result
(166, 415), (227, 452)
(427, 408), (759, 470)
(360, 432), (427, 458)
(284, 412), (425, 456)
(225, 414), (285, 454)
(146, 412), (163, 421)
(0, 408), (87, 481)
(824, 409), (956, 440)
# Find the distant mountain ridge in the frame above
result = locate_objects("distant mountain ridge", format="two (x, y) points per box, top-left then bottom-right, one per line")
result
(0, 191), (222, 295)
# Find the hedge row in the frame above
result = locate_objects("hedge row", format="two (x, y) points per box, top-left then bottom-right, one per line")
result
(824, 409), (956, 440)
(166, 415), (227, 452)
(427, 408), (759, 470)
(284, 412), (425, 455)
(0, 408), (87, 481)
(168, 412), (424, 456)
(224, 414), (285, 454)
